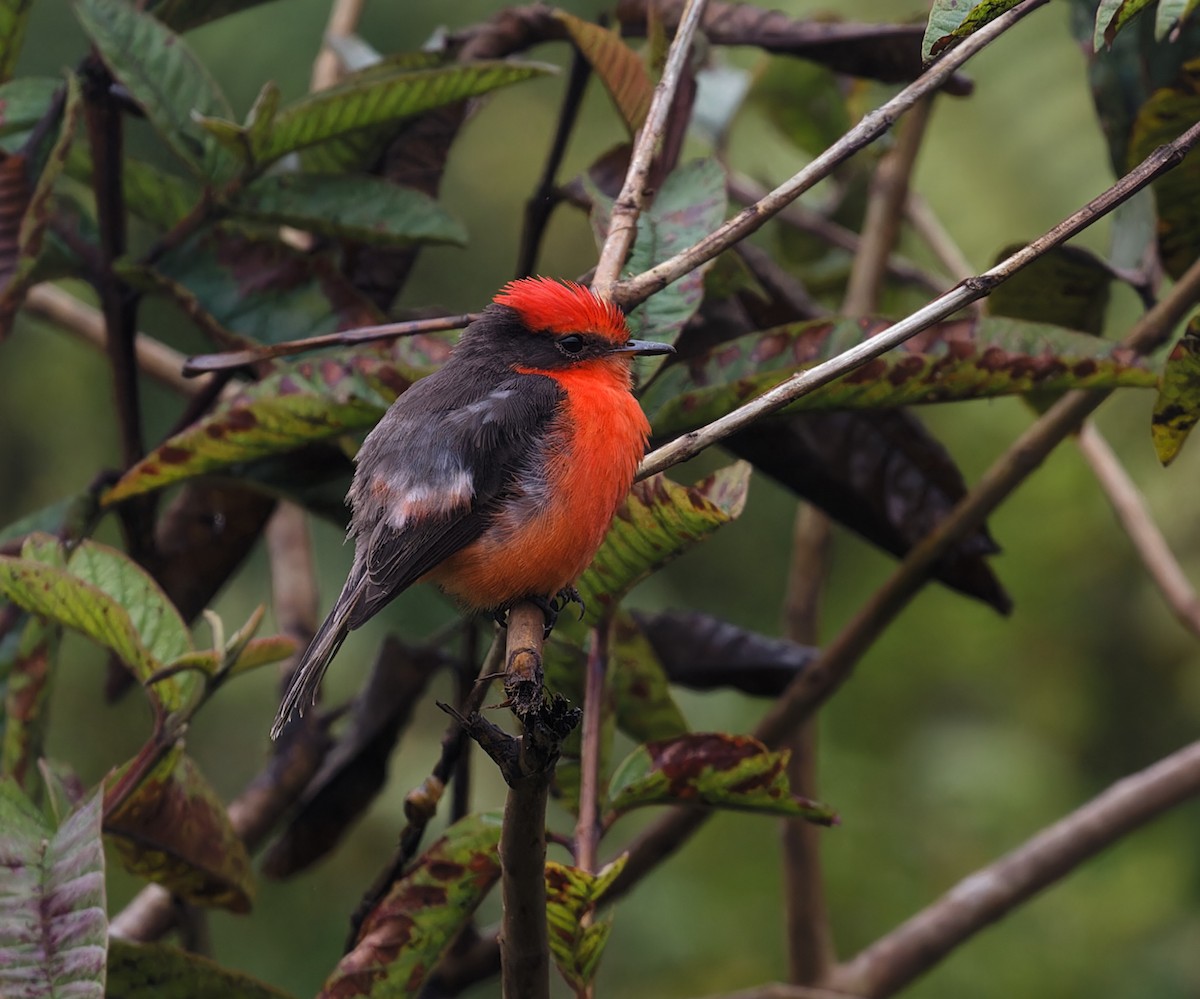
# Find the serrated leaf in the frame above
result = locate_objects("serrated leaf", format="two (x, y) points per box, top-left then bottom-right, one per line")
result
(545, 856), (628, 992)
(0, 74), (82, 338)
(577, 462), (751, 623)
(127, 229), (389, 348)
(0, 783), (107, 999)
(0, 77), (61, 142)
(107, 940), (294, 999)
(105, 745), (254, 912)
(1128, 59), (1200, 280)
(1152, 316), (1200, 464)
(923, 0), (1023, 60)
(247, 60), (554, 167)
(231, 173), (466, 247)
(1095, 0), (1156, 49)
(322, 812), (502, 998)
(605, 733), (837, 823)
(0, 536), (194, 712)
(1156, 0), (1200, 39)
(73, 0), (239, 181)
(642, 316), (1158, 436)
(609, 611), (687, 741)
(555, 11), (652, 132)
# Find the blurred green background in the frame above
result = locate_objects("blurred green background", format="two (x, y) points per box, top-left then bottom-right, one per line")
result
(5, 0), (1200, 996)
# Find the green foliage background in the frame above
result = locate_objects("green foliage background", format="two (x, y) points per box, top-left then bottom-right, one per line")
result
(4, 1), (1200, 997)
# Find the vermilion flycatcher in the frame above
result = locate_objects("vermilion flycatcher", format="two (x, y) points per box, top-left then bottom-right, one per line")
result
(271, 277), (673, 738)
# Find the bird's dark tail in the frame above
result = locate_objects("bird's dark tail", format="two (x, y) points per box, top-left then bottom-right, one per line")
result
(270, 591), (355, 740)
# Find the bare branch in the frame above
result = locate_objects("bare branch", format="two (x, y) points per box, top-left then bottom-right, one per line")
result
(310, 0), (365, 92)
(591, 0), (711, 297)
(636, 116), (1200, 481)
(575, 623), (610, 875)
(829, 738), (1200, 997)
(614, 0), (1051, 310)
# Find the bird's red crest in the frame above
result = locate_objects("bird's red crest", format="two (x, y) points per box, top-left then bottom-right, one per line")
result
(494, 277), (629, 344)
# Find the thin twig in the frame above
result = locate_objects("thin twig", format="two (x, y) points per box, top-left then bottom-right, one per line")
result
(591, 0), (711, 297)
(828, 738), (1200, 997)
(1076, 423), (1200, 637)
(614, 0), (1051, 309)
(635, 116), (1200, 481)
(575, 622), (610, 874)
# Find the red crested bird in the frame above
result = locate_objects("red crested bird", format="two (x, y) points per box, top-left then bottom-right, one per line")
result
(271, 277), (673, 738)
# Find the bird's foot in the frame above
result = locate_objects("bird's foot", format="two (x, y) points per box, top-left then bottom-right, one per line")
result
(529, 587), (584, 638)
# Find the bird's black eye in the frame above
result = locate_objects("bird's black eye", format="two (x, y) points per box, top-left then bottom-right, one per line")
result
(557, 334), (585, 355)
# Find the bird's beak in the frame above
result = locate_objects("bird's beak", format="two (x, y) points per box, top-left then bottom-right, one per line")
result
(609, 338), (675, 357)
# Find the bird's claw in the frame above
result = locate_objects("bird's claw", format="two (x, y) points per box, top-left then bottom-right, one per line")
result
(495, 588), (585, 638)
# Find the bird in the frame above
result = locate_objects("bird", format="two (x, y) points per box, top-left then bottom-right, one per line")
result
(271, 277), (674, 739)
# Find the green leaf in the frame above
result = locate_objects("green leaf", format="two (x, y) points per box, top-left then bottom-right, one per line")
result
(0, 0), (34, 83)
(1094, 0), (1156, 49)
(591, 158), (727, 353)
(987, 244), (1113, 335)
(0, 615), (59, 791)
(642, 316), (1159, 437)
(0, 491), (98, 548)
(1128, 59), (1200, 280)
(577, 462), (751, 623)
(1152, 316), (1200, 464)
(0, 535), (193, 712)
(922, 0), (1023, 60)
(1156, 0), (1200, 39)
(122, 158), (200, 229)
(231, 173), (467, 247)
(324, 812), (502, 998)
(105, 745), (254, 912)
(147, 0), (280, 32)
(0, 783), (107, 999)
(107, 940), (294, 999)
(123, 229), (388, 348)
(73, 0), (239, 181)
(243, 60), (554, 167)
(0, 74), (82, 338)
(610, 611), (688, 742)
(546, 856), (628, 992)
(0, 77), (62, 142)
(555, 11), (652, 132)
(605, 733), (838, 823)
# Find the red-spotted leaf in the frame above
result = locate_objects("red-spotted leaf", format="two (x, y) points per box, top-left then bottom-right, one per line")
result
(1152, 316), (1200, 464)
(609, 611), (687, 742)
(0, 536), (194, 712)
(73, 0), (240, 182)
(0, 73), (81, 338)
(1128, 60), (1200, 280)
(322, 812), (502, 998)
(1095, 0), (1156, 49)
(545, 855), (628, 993)
(0, 782), (107, 999)
(642, 316), (1158, 436)
(104, 744), (254, 912)
(555, 11), (653, 132)
(107, 940), (294, 999)
(605, 733), (837, 823)
(922, 0), (1023, 60)
(575, 462), (751, 624)
(101, 339), (449, 504)
(230, 174), (466, 248)
(591, 158), (727, 352)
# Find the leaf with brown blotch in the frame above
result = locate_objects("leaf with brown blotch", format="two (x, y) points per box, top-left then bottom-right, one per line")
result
(555, 11), (653, 133)
(0, 783), (107, 999)
(104, 744), (255, 912)
(923, 0), (1023, 61)
(321, 812), (502, 999)
(632, 608), (819, 697)
(262, 638), (443, 878)
(726, 409), (1011, 611)
(605, 732), (837, 824)
(1128, 59), (1200, 280)
(641, 315), (1158, 436)
(546, 856), (628, 993)
(1152, 317), (1200, 465)
(107, 940), (295, 999)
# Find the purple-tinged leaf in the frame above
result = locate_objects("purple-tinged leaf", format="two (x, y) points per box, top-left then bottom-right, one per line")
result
(0, 783), (107, 999)
(605, 733), (837, 824)
(1152, 316), (1200, 464)
(545, 856), (628, 992)
(107, 940), (293, 999)
(642, 315), (1157, 436)
(104, 745), (254, 912)
(322, 812), (502, 999)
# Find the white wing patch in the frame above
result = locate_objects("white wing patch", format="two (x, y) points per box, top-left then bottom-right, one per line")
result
(370, 462), (474, 530)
